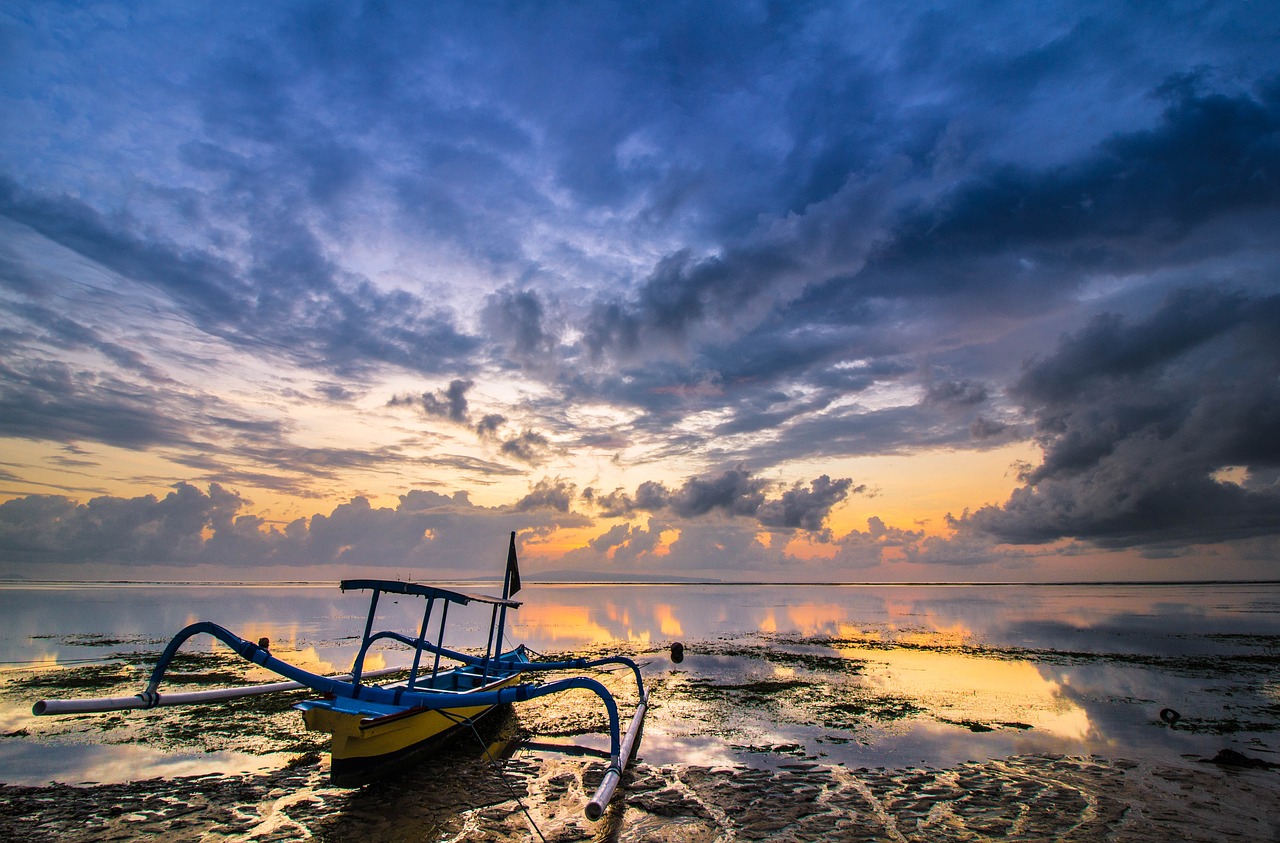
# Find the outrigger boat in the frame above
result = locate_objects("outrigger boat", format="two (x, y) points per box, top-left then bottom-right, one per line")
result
(33, 533), (649, 820)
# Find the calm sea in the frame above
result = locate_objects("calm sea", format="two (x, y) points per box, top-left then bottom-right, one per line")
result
(2, 581), (1278, 785)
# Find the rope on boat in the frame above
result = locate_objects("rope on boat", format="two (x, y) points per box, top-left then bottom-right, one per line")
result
(520, 645), (654, 674)
(444, 707), (548, 843)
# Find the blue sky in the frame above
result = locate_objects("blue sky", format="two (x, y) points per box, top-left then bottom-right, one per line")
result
(1, 1), (1279, 581)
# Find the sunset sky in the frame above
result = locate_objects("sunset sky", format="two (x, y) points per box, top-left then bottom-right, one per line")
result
(2, 1), (1279, 582)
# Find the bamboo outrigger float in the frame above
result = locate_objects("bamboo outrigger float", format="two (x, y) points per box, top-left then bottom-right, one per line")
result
(33, 533), (650, 820)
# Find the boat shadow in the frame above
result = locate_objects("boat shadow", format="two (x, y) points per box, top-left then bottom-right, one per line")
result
(317, 703), (640, 842)
(317, 706), (601, 843)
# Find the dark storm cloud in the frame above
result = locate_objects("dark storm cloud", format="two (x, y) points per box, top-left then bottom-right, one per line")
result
(585, 77), (1280, 375)
(953, 287), (1280, 548)
(482, 288), (559, 366)
(0, 357), (199, 450)
(0, 483), (584, 569)
(844, 78), (1280, 309)
(387, 384), (554, 462)
(0, 179), (480, 377)
(5, 301), (163, 379)
(389, 379), (473, 423)
(592, 466), (860, 534)
(565, 76), (1280, 474)
(588, 522), (633, 554)
(475, 414), (507, 439)
(926, 379), (988, 407)
(0, 483), (247, 566)
(500, 430), (553, 465)
(664, 467), (769, 519)
(757, 476), (862, 533)
(719, 402), (998, 469)
(593, 488), (635, 520)
(187, 3), (550, 273)
(601, 518), (679, 568)
(514, 478), (577, 513)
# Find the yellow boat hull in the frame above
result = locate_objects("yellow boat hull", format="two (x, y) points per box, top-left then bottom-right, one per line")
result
(299, 674), (523, 786)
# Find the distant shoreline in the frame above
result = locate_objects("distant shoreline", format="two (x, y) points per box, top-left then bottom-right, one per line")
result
(1, 578), (1278, 587)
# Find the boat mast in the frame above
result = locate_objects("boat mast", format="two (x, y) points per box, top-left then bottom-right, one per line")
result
(492, 531), (519, 663)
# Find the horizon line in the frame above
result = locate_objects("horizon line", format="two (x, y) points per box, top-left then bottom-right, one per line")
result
(1, 578), (1278, 588)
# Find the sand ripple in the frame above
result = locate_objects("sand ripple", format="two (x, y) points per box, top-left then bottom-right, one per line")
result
(1, 752), (1277, 842)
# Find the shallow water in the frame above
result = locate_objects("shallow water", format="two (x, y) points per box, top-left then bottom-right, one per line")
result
(2, 581), (1278, 786)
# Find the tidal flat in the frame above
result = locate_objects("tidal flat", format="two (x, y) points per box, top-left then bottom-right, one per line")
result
(2, 636), (1279, 840)
(2, 582), (1279, 839)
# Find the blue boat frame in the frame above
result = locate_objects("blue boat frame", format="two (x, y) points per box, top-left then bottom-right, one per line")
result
(129, 532), (649, 818)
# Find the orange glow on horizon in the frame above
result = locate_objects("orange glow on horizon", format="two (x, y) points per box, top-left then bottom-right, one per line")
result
(822, 442), (1041, 538)
(652, 528), (679, 556)
(520, 527), (591, 558)
(782, 533), (840, 561)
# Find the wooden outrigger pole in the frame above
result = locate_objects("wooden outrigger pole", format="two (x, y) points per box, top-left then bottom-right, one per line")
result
(31, 664), (408, 716)
(32, 532), (650, 819)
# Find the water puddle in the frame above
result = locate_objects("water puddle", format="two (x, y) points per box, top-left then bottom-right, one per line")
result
(0, 741), (291, 786)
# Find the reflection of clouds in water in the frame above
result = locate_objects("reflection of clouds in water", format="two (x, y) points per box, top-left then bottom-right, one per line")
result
(0, 741), (286, 786)
(784, 603), (860, 638)
(621, 732), (739, 769)
(343, 647), (376, 670)
(0, 698), (40, 735)
(605, 601), (629, 628)
(759, 610), (776, 634)
(11, 652), (61, 670)
(853, 719), (1096, 769)
(836, 645), (1092, 740)
(23, 581), (1237, 664)
(1025, 659), (1249, 761)
(653, 604), (682, 637)
(514, 604), (617, 647)
(604, 601), (656, 644)
(515, 599), (689, 646)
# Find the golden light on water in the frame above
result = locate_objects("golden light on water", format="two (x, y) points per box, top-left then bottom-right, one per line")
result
(514, 604), (617, 646)
(759, 610), (777, 634)
(837, 643), (1091, 739)
(784, 603), (861, 637)
(164, 617), (342, 678)
(653, 604), (683, 637)
(896, 623), (972, 649)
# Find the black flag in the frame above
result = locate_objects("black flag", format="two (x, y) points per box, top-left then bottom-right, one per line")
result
(504, 531), (521, 597)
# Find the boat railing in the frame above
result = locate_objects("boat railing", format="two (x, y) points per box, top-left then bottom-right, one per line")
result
(343, 579), (521, 691)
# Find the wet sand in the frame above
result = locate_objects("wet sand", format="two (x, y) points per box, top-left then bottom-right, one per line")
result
(2, 749), (1278, 841)
(3, 633), (1279, 841)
